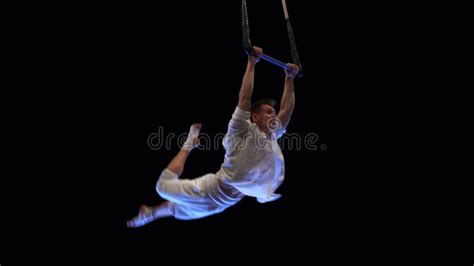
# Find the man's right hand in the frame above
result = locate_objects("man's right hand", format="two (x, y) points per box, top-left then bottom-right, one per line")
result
(249, 46), (263, 65)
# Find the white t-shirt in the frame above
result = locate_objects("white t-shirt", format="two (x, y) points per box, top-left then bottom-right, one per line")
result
(216, 106), (286, 203)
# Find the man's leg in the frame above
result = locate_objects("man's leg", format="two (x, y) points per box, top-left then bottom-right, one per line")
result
(166, 123), (201, 176)
(126, 123), (202, 228)
(155, 123), (205, 201)
(126, 201), (174, 228)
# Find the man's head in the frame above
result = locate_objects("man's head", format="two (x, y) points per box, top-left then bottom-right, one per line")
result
(251, 98), (279, 133)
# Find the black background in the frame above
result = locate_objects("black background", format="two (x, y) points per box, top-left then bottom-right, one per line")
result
(1, 1), (439, 263)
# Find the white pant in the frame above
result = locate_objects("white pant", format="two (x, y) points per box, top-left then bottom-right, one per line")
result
(156, 169), (244, 220)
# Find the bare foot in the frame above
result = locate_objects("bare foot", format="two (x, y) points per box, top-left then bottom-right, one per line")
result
(126, 205), (155, 228)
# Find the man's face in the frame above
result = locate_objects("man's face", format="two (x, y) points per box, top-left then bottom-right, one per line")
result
(253, 104), (278, 133)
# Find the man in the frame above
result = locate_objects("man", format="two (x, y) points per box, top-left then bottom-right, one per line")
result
(127, 47), (299, 227)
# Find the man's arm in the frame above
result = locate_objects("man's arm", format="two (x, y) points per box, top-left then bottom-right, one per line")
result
(277, 63), (300, 129)
(238, 47), (263, 112)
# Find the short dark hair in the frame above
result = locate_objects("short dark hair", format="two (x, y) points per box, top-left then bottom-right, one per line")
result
(251, 98), (277, 114)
